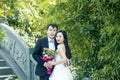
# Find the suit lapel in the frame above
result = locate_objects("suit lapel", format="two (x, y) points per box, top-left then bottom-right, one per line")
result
(44, 37), (48, 48)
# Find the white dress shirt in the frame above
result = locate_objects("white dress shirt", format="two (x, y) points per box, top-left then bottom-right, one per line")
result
(48, 37), (55, 51)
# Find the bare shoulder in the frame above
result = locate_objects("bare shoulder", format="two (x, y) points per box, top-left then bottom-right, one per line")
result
(57, 44), (65, 53)
(58, 44), (65, 49)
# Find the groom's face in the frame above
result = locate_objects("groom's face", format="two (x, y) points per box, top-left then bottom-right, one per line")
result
(47, 26), (57, 39)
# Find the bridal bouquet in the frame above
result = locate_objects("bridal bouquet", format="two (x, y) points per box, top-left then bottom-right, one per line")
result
(40, 48), (56, 74)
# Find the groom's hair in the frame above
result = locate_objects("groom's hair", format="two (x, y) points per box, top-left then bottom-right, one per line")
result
(46, 23), (58, 30)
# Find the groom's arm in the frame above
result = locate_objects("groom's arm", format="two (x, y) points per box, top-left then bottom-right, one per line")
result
(32, 39), (44, 66)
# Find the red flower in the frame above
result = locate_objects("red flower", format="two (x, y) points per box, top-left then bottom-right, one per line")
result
(42, 55), (48, 61)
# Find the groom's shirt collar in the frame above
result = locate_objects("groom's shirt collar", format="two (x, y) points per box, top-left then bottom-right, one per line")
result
(48, 37), (54, 42)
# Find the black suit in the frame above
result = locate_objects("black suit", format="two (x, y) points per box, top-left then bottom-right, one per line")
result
(32, 37), (57, 80)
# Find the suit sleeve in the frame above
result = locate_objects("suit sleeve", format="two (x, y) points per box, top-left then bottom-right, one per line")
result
(32, 39), (44, 66)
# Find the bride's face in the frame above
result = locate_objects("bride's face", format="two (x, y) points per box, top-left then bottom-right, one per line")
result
(56, 32), (64, 44)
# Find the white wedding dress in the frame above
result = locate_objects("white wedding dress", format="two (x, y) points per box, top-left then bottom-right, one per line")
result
(49, 54), (73, 80)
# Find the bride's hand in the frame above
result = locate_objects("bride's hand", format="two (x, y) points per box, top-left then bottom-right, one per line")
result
(47, 61), (55, 66)
(44, 62), (52, 68)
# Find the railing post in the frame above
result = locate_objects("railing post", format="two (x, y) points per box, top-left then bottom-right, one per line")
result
(29, 48), (40, 80)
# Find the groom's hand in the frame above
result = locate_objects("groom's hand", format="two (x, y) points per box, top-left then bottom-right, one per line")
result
(64, 59), (71, 67)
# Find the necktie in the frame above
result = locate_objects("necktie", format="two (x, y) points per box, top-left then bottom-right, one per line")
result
(50, 40), (54, 43)
(49, 40), (55, 50)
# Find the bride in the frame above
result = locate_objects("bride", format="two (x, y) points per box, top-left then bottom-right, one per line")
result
(48, 30), (73, 80)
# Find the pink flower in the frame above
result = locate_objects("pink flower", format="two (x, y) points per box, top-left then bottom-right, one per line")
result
(41, 56), (54, 74)
(40, 48), (56, 74)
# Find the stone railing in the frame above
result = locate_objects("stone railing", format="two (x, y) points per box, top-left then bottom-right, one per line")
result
(29, 48), (39, 80)
(0, 23), (38, 80)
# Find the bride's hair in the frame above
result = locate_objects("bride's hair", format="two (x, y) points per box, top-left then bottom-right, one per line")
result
(55, 30), (72, 59)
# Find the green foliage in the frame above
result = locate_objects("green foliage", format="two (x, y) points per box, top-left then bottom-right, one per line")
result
(49, 0), (120, 79)
(0, 0), (120, 79)
(0, 27), (5, 44)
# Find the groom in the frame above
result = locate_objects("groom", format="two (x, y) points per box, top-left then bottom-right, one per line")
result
(32, 23), (58, 80)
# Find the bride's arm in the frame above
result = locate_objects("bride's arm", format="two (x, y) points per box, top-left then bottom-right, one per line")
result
(53, 46), (67, 65)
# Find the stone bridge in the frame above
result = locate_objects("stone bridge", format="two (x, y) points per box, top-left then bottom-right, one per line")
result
(0, 23), (39, 80)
